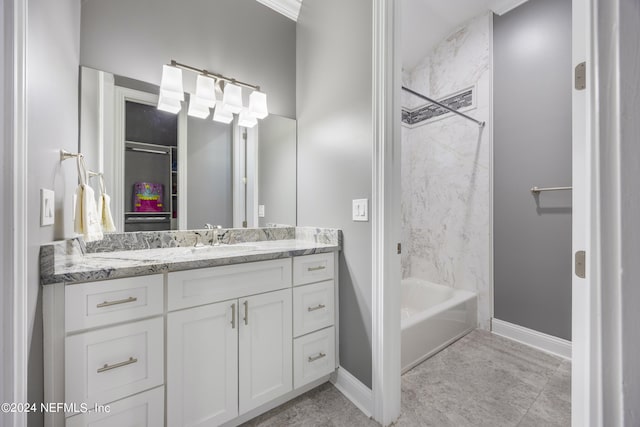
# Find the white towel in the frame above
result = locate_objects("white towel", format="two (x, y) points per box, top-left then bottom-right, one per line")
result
(97, 175), (116, 233)
(74, 155), (103, 242)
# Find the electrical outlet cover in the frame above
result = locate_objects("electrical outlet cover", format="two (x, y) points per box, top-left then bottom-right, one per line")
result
(352, 199), (368, 222)
(41, 188), (55, 226)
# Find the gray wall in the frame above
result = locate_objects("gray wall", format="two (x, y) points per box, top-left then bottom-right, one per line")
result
(80, 0), (296, 118)
(599, 0), (640, 423)
(493, 0), (572, 340)
(258, 115), (297, 227)
(296, 0), (373, 387)
(619, 0), (640, 420)
(187, 119), (233, 228)
(27, 0), (81, 424)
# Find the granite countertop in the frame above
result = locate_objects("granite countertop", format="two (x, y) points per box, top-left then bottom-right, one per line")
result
(40, 227), (341, 285)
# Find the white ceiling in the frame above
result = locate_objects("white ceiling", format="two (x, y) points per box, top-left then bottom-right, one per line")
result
(401, 0), (528, 71)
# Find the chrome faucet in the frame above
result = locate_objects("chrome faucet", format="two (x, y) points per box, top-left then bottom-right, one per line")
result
(205, 224), (224, 245)
(193, 231), (203, 247)
(214, 225), (223, 246)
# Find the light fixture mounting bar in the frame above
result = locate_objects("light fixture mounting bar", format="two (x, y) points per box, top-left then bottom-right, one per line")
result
(170, 60), (260, 91)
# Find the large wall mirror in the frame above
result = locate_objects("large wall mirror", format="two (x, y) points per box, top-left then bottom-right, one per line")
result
(79, 66), (297, 232)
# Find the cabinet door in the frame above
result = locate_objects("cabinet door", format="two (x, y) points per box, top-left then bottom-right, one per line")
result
(239, 289), (293, 414)
(167, 301), (238, 427)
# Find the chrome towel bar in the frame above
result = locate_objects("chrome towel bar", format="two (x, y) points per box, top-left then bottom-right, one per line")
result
(530, 186), (573, 194)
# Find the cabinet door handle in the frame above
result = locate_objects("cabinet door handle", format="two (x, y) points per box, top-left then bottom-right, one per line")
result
(97, 357), (138, 373)
(308, 352), (326, 363)
(308, 304), (326, 312)
(96, 296), (137, 308)
(307, 265), (326, 272)
(231, 303), (236, 329)
(243, 300), (249, 325)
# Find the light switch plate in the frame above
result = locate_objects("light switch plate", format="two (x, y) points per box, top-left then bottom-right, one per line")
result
(258, 205), (265, 218)
(40, 188), (55, 226)
(352, 199), (368, 222)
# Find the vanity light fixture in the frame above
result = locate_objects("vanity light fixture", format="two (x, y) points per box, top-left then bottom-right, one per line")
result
(157, 94), (182, 114)
(194, 74), (217, 108)
(187, 93), (211, 119)
(213, 101), (234, 124)
(238, 108), (258, 128)
(157, 60), (268, 126)
(248, 91), (269, 119)
(222, 83), (243, 114)
(158, 65), (184, 113)
(212, 80), (234, 123)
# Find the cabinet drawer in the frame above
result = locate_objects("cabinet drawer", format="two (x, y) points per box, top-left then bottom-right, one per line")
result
(66, 386), (164, 427)
(293, 253), (335, 286)
(65, 275), (163, 333)
(293, 327), (336, 389)
(65, 317), (164, 411)
(293, 280), (335, 337)
(168, 258), (292, 311)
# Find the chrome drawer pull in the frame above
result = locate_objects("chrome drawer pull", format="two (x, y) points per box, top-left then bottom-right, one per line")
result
(308, 352), (326, 363)
(308, 304), (326, 312)
(231, 303), (236, 329)
(243, 300), (249, 325)
(97, 357), (138, 373)
(96, 296), (137, 308)
(307, 266), (326, 272)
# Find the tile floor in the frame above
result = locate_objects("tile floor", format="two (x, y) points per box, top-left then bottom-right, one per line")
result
(242, 330), (571, 427)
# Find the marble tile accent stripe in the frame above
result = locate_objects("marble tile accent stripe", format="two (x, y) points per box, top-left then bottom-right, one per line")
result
(402, 88), (473, 125)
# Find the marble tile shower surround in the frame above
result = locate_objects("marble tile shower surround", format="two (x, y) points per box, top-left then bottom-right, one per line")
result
(401, 13), (492, 329)
(40, 227), (341, 285)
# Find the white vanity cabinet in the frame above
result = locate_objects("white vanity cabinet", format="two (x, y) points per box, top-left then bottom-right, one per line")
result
(166, 260), (293, 426)
(291, 253), (338, 389)
(44, 275), (166, 427)
(166, 291), (293, 425)
(44, 251), (338, 427)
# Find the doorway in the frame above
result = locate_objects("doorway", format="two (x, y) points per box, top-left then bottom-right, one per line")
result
(373, 0), (596, 425)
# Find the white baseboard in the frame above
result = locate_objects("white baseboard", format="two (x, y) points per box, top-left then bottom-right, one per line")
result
(491, 318), (572, 360)
(330, 367), (373, 418)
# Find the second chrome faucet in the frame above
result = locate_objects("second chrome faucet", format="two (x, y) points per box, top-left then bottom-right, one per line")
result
(204, 224), (224, 245)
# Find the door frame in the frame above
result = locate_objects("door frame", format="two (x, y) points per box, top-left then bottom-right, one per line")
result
(374, 0), (602, 426)
(371, 0), (402, 425)
(571, 0), (601, 424)
(5, 0), (28, 426)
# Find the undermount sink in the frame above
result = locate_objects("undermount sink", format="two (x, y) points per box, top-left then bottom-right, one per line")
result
(88, 244), (258, 263)
(190, 244), (257, 254)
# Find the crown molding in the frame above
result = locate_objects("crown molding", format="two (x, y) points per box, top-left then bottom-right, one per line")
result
(255, 0), (302, 21)
(490, 0), (530, 15)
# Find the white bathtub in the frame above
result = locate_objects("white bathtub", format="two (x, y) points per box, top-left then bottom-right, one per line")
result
(401, 278), (477, 373)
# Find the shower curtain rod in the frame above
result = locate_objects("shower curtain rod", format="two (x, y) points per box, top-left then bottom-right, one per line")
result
(402, 86), (485, 128)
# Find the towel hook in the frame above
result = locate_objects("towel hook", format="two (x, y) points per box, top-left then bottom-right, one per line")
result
(60, 149), (81, 162)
